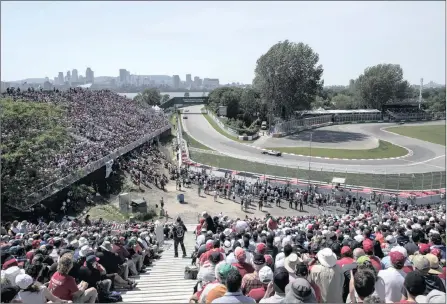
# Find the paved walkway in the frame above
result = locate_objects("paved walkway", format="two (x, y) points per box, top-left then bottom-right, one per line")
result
(120, 224), (197, 303)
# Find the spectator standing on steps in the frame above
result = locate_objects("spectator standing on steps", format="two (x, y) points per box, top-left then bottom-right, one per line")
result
(173, 217), (187, 258)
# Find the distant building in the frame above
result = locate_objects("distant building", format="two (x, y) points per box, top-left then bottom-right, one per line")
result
(194, 76), (202, 87)
(66, 71), (71, 84)
(119, 69), (128, 84)
(173, 75), (180, 89)
(1, 81), (11, 92)
(58, 72), (64, 85)
(43, 81), (52, 90)
(86, 67), (94, 84)
(72, 69), (79, 82)
(53, 77), (58, 84)
(186, 74), (192, 86)
(79, 75), (85, 83)
(203, 78), (219, 88)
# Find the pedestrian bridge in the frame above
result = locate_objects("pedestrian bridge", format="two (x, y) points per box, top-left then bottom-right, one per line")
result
(160, 97), (209, 109)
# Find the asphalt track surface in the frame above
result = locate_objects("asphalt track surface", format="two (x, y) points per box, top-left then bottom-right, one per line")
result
(182, 105), (446, 174)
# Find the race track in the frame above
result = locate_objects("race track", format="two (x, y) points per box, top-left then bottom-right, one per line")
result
(181, 105), (445, 174)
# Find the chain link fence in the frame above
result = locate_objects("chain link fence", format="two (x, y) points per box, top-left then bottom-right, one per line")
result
(188, 150), (445, 192)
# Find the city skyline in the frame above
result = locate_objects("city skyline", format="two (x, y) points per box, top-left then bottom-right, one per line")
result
(1, 2), (445, 85)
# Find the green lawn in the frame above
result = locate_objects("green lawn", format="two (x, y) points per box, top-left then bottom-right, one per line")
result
(203, 113), (256, 143)
(189, 150), (445, 190)
(266, 140), (408, 159)
(386, 125), (446, 146)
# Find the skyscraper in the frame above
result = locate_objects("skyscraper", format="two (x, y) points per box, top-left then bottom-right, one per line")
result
(173, 75), (180, 89)
(119, 69), (128, 84)
(53, 77), (58, 84)
(194, 76), (201, 87)
(72, 69), (78, 82)
(86, 67), (94, 84)
(186, 74), (192, 86)
(58, 72), (64, 85)
(66, 71), (71, 84)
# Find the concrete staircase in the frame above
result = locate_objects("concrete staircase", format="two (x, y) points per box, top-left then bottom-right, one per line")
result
(120, 224), (197, 303)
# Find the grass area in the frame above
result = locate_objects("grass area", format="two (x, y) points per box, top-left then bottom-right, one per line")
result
(189, 150), (445, 190)
(203, 113), (256, 144)
(180, 116), (213, 150)
(386, 125), (446, 146)
(87, 204), (130, 222)
(267, 140), (408, 159)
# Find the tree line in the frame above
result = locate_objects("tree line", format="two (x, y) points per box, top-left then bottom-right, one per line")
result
(206, 40), (445, 130)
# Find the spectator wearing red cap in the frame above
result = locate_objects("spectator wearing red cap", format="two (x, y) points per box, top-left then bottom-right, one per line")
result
(362, 239), (382, 272)
(336, 246), (355, 268)
(419, 243), (431, 255)
(232, 248), (254, 278)
(375, 251), (407, 303)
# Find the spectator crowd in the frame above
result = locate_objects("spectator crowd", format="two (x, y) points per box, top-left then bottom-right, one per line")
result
(1, 218), (165, 303)
(187, 204), (446, 304)
(2, 87), (170, 209)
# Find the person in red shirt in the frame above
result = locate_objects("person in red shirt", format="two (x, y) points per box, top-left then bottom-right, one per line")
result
(200, 240), (225, 265)
(337, 246), (355, 268)
(362, 240), (382, 272)
(247, 266), (273, 302)
(48, 254), (98, 303)
(232, 248), (254, 278)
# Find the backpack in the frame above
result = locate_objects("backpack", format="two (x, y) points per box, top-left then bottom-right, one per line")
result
(98, 290), (122, 303)
(184, 265), (198, 280)
(175, 225), (185, 239)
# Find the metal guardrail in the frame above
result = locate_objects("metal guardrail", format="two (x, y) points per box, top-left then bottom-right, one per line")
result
(20, 124), (172, 211)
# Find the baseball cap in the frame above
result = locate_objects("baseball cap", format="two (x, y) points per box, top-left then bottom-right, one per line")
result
(362, 239), (373, 253)
(404, 271), (426, 296)
(264, 254), (273, 266)
(256, 243), (267, 254)
(357, 255), (370, 265)
(412, 255), (430, 271)
(86, 255), (99, 264)
(425, 253), (443, 275)
(218, 264), (235, 280)
(15, 273), (33, 290)
(341, 246), (352, 255)
(235, 247), (246, 261)
(389, 251), (405, 266)
(253, 253), (266, 265)
(259, 266), (274, 283)
(418, 243), (431, 255)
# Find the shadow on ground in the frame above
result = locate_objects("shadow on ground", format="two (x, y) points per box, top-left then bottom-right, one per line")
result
(285, 130), (369, 143)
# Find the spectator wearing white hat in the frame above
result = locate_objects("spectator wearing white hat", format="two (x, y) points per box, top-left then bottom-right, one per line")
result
(15, 273), (67, 304)
(309, 248), (344, 303)
(247, 266), (273, 302)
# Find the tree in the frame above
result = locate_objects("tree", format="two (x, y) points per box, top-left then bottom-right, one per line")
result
(208, 87), (235, 112)
(355, 64), (411, 109)
(220, 89), (241, 119)
(423, 87), (446, 112)
(161, 94), (170, 104)
(253, 40), (324, 119)
(331, 94), (357, 109)
(1, 98), (72, 208)
(135, 88), (161, 106)
(184, 92), (190, 97)
(239, 88), (261, 122)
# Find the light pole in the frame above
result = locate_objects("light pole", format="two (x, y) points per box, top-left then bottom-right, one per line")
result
(308, 132), (313, 184)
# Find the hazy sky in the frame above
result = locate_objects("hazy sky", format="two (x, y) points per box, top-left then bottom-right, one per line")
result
(1, 1), (445, 85)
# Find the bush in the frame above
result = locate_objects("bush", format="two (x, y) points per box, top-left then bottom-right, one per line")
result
(133, 208), (157, 221)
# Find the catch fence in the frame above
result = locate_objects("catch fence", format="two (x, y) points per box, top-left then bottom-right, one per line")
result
(187, 150), (446, 192)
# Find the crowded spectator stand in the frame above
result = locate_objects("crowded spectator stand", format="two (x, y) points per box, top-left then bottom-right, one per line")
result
(0, 216), (175, 303)
(2, 87), (170, 212)
(185, 204), (446, 304)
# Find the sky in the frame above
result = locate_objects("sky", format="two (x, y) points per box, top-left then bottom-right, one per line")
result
(1, 1), (445, 85)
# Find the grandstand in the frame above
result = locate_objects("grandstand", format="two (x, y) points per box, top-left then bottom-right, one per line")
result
(383, 102), (433, 121)
(1, 87), (171, 211)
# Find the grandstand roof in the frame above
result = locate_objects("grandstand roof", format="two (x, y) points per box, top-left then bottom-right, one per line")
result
(300, 109), (381, 115)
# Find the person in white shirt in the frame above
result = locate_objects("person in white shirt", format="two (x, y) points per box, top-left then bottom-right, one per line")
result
(375, 251), (407, 303)
(260, 267), (289, 303)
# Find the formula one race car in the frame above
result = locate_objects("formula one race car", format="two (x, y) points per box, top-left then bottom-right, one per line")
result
(262, 150), (282, 156)
(397, 121), (405, 125)
(183, 116), (188, 119)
